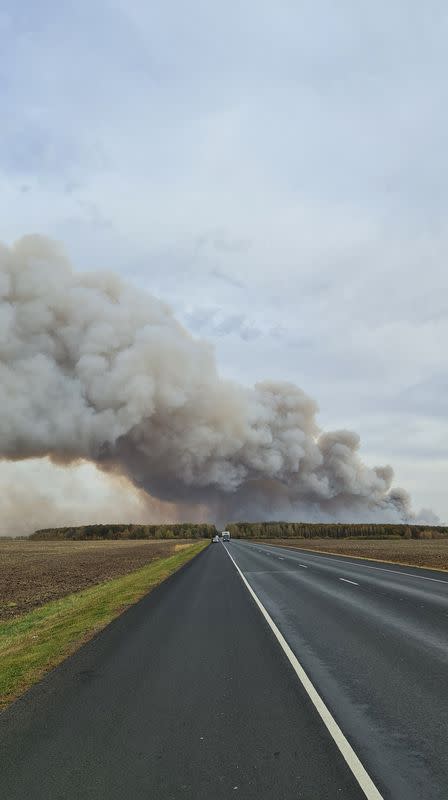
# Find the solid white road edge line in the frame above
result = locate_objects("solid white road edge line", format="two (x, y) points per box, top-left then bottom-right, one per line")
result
(339, 578), (359, 586)
(223, 544), (384, 800)
(258, 544), (448, 585)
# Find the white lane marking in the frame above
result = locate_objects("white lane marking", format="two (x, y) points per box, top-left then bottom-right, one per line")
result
(245, 570), (300, 575)
(339, 578), (359, 586)
(223, 545), (383, 800)
(258, 546), (448, 586)
(299, 564), (308, 569)
(278, 557), (285, 560)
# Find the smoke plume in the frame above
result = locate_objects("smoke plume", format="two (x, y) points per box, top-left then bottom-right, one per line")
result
(0, 235), (434, 529)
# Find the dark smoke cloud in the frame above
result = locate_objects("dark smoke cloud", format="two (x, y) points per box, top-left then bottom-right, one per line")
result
(0, 235), (436, 527)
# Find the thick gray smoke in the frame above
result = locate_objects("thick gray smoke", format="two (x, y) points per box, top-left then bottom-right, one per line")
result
(0, 235), (435, 527)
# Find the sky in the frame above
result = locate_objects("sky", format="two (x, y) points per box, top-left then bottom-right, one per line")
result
(1, 0), (448, 526)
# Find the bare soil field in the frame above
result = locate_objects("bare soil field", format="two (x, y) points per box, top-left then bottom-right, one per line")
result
(259, 538), (448, 571)
(0, 539), (194, 620)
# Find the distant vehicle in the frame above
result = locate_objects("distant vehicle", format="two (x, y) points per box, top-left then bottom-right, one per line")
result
(222, 531), (231, 542)
(212, 535), (220, 543)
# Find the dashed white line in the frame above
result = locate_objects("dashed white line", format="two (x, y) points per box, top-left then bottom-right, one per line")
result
(339, 578), (359, 586)
(259, 545), (448, 586)
(223, 545), (383, 800)
(299, 564), (308, 569)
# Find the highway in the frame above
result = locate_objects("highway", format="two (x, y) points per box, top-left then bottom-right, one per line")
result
(1, 540), (447, 798)
(0, 542), (363, 800)
(226, 540), (448, 799)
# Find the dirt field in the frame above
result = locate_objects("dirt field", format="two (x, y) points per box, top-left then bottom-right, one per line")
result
(0, 539), (195, 620)
(259, 538), (448, 570)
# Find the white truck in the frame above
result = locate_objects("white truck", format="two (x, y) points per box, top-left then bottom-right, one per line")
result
(222, 531), (231, 542)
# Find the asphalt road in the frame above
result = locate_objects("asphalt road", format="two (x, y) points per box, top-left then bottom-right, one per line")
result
(1, 542), (364, 800)
(2, 541), (447, 799)
(227, 540), (448, 800)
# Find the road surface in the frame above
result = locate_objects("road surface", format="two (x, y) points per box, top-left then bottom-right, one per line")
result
(1, 542), (363, 800)
(227, 540), (448, 799)
(1, 540), (447, 798)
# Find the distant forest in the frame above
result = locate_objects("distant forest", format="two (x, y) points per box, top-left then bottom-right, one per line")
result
(30, 523), (216, 541)
(28, 521), (448, 540)
(226, 522), (448, 540)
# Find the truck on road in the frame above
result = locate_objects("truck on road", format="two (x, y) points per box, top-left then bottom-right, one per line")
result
(222, 531), (231, 542)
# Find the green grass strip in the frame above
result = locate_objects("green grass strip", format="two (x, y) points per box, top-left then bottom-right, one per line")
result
(0, 541), (208, 710)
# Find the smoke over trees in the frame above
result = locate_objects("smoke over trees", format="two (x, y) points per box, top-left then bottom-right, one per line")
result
(0, 235), (436, 529)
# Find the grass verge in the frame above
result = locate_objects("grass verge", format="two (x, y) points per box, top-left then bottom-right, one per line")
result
(0, 540), (207, 710)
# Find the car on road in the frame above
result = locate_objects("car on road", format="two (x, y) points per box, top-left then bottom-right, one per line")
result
(212, 535), (220, 543)
(222, 531), (231, 542)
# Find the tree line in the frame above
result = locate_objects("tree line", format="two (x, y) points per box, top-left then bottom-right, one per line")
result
(225, 522), (448, 540)
(29, 520), (448, 541)
(30, 523), (217, 541)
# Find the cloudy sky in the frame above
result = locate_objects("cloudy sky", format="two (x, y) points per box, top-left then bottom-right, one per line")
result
(1, 1), (447, 526)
